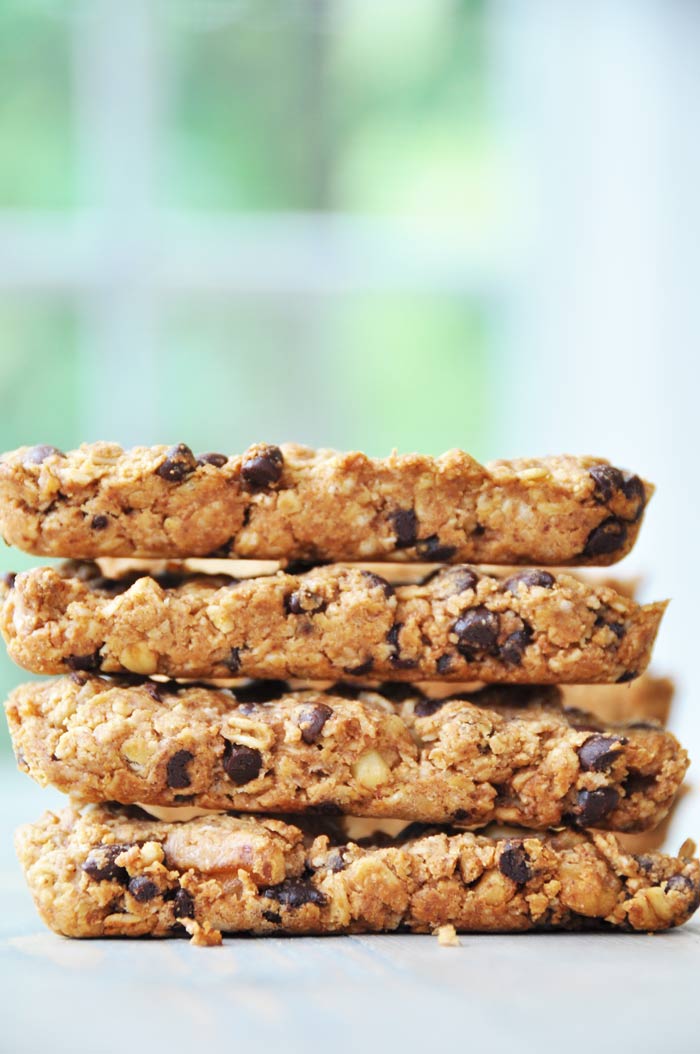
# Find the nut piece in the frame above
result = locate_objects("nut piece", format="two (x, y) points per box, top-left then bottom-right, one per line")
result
(476, 870), (510, 907)
(140, 841), (165, 866)
(121, 738), (151, 767)
(119, 643), (158, 675)
(352, 750), (391, 790)
(679, 838), (697, 861)
(643, 886), (675, 924)
(435, 923), (460, 947)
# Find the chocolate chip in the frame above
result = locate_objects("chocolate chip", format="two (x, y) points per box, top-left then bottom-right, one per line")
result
(65, 650), (102, 672)
(622, 473), (646, 521)
(128, 876), (159, 902)
(386, 623), (415, 668)
(436, 654), (453, 674)
(583, 517), (627, 558)
(262, 878), (327, 909)
(23, 445), (65, 465)
(297, 703), (333, 744)
(416, 535), (457, 561)
(82, 844), (132, 884)
(241, 444), (284, 490)
(636, 855), (655, 873)
(578, 734), (625, 772)
(360, 571), (395, 598)
(453, 607), (500, 652)
(414, 697), (447, 718)
(223, 742), (263, 785)
(155, 443), (197, 482)
(196, 452), (228, 467)
(502, 569), (555, 593)
(590, 465), (624, 503)
(226, 648), (241, 674)
(448, 567), (478, 592)
(284, 590), (326, 615)
(262, 910), (282, 924)
(166, 750), (194, 789)
(498, 842), (532, 885)
(173, 888), (195, 919)
(90, 515), (108, 530)
(342, 658), (374, 677)
(617, 670), (638, 684)
(326, 851), (347, 873)
(424, 566), (478, 594)
(2, 572), (16, 589)
(499, 627), (532, 665)
(390, 508), (418, 548)
(285, 592), (304, 614)
(69, 671), (88, 686)
(594, 612), (626, 639)
(143, 681), (162, 702)
(387, 623), (402, 649)
(623, 772), (655, 796)
(666, 874), (694, 893)
(575, 787), (620, 826)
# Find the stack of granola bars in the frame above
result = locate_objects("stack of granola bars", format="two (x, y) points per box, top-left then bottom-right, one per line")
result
(1, 441), (697, 944)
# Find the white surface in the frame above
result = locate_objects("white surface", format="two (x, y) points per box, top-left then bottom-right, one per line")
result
(2, 774), (698, 1054)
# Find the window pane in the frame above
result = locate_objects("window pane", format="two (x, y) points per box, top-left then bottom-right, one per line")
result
(0, 299), (79, 755)
(162, 1), (323, 210)
(331, 0), (494, 229)
(159, 294), (490, 456)
(0, 3), (75, 208)
(161, 0), (493, 225)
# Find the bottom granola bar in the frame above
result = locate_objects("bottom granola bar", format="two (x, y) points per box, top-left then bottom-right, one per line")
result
(16, 806), (699, 943)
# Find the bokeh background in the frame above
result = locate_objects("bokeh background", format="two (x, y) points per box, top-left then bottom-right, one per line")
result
(0, 0), (697, 837)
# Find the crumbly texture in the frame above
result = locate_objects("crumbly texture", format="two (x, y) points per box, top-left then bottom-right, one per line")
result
(0, 442), (653, 565)
(6, 676), (686, 832)
(16, 805), (700, 940)
(0, 563), (665, 683)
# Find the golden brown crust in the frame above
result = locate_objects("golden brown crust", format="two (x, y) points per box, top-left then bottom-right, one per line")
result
(16, 806), (700, 940)
(0, 442), (653, 565)
(0, 563), (666, 683)
(6, 676), (687, 831)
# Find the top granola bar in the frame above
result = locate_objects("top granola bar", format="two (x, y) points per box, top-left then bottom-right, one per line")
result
(0, 442), (652, 565)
